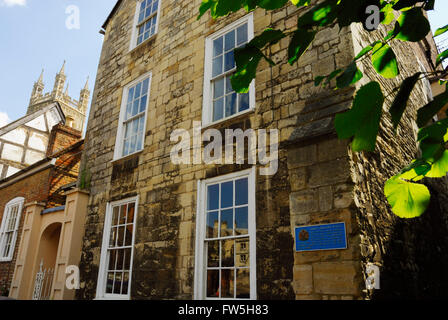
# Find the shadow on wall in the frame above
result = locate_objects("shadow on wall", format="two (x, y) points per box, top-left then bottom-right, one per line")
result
(371, 178), (448, 299)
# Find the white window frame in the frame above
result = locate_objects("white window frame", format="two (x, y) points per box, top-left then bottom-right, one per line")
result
(202, 13), (255, 127)
(129, 0), (162, 51)
(96, 196), (139, 300)
(0, 197), (24, 262)
(113, 72), (152, 161)
(194, 167), (257, 300)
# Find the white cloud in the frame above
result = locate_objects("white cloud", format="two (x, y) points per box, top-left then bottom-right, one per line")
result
(0, 112), (10, 128)
(0, 0), (26, 7)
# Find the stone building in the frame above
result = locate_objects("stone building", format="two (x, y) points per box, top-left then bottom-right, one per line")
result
(27, 62), (89, 132)
(75, 0), (448, 300)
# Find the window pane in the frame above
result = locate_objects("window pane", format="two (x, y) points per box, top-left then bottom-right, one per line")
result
(119, 204), (127, 225)
(207, 241), (219, 268)
(139, 95), (147, 113)
(237, 24), (248, 46)
(116, 249), (125, 270)
(125, 225), (133, 246)
(213, 98), (224, 122)
(225, 76), (234, 94)
(127, 203), (135, 224)
(106, 273), (114, 294)
(134, 82), (142, 99)
(236, 239), (249, 267)
(130, 135), (137, 154)
(213, 37), (223, 57)
(122, 272), (130, 295)
(224, 51), (235, 72)
(220, 209), (233, 237)
(152, 0), (159, 14)
(225, 93), (237, 117)
(236, 269), (250, 298)
(235, 207), (248, 235)
(117, 226), (125, 247)
(221, 181), (233, 208)
(239, 93), (250, 112)
(221, 239), (234, 267)
(207, 184), (219, 210)
(108, 250), (117, 270)
(207, 270), (220, 298)
(112, 206), (120, 225)
(142, 78), (149, 95)
(109, 227), (117, 248)
(213, 78), (224, 99)
(113, 273), (123, 294)
(235, 178), (248, 205)
(206, 211), (219, 238)
(224, 30), (235, 51)
(124, 248), (132, 270)
(221, 269), (234, 298)
(212, 56), (223, 78)
(123, 140), (130, 156)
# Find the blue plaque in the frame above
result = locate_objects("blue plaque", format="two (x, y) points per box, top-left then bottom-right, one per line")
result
(295, 222), (347, 252)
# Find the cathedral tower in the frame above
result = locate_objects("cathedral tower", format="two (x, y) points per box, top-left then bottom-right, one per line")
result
(27, 61), (90, 132)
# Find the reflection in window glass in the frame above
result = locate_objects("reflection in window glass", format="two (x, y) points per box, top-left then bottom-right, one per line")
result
(204, 175), (251, 299)
(103, 200), (137, 297)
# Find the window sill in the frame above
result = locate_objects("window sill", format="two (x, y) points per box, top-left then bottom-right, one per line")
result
(128, 33), (157, 55)
(0, 257), (12, 263)
(111, 150), (143, 164)
(202, 108), (255, 130)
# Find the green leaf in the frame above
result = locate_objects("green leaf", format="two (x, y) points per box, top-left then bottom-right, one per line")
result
(435, 24), (448, 37)
(384, 177), (431, 219)
(297, 0), (338, 28)
(336, 61), (363, 89)
(371, 43), (399, 78)
(436, 49), (448, 66)
(381, 3), (396, 25)
(337, 0), (365, 27)
(198, 0), (217, 20)
(291, 0), (310, 6)
(288, 28), (317, 64)
(258, 0), (288, 10)
(395, 8), (430, 42)
(397, 159), (431, 181)
(354, 45), (373, 61)
(231, 46), (263, 93)
(314, 76), (325, 86)
(416, 88), (448, 127)
(424, 0), (435, 10)
(389, 72), (421, 130)
(392, 0), (420, 10)
(249, 29), (286, 48)
(426, 150), (448, 178)
(335, 81), (384, 152)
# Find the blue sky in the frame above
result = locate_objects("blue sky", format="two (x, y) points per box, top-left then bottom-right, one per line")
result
(0, 0), (117, 127)
(0, 1), (447, 129)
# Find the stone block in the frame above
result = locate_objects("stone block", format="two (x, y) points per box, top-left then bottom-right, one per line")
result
(290, 189), (318, 215)
(293, 264), (313, 294)
(313, 261), (360, 295)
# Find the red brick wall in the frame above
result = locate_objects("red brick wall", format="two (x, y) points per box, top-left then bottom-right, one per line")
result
(47, 142), (84, 207)
(46, 124), (82, 157)
(0, 167), (51, 296)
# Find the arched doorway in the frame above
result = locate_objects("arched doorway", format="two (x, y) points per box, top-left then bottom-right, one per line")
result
(32, 223), (62, 300)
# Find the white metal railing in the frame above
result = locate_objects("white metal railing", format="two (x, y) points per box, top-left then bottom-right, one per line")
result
(32, 260), (54, 300)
